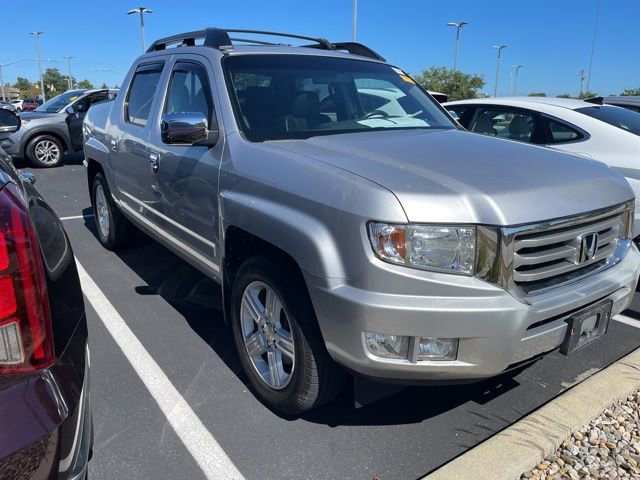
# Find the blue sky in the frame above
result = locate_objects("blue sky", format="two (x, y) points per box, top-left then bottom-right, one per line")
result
(3, 0), (638, 97)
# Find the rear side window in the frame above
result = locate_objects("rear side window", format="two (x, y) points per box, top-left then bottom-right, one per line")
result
(547, 120), (582, 144)
(126, 63), (163, 126)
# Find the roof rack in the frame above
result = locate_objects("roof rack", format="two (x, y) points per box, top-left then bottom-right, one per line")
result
(146, 27), (385, 61)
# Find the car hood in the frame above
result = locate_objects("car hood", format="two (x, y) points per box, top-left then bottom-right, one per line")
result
(272, 129), (633, 225)
(19, 111), (62, 120)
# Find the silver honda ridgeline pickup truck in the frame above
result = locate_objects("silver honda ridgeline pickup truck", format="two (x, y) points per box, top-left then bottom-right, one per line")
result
(83, 28), (640, 414)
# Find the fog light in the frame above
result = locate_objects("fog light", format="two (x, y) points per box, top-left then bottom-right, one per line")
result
(417, 337), (458, 361)
(365, 332), (409, 359)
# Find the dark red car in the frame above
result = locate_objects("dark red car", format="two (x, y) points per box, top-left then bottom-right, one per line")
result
(0, 127), (91, 479)
(21, 99), (41, 112)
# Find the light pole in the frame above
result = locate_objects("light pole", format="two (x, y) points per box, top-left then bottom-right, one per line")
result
(492, 44), (507, 97)
(63, 56), (74, 90)
(30, 32), (46, 102)
(352, 0), (358, 41)
(579, 69), (586, 97)
(512, 64), (524, 95)
(127, 7), (153, 53)
(446, 21), (468, 72)
(0, 59), (34, 101)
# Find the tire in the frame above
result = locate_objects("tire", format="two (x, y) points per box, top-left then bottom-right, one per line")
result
(26, 135), (64, 168)
(231, 256), (345, 415)
(91, 172), (135, 250)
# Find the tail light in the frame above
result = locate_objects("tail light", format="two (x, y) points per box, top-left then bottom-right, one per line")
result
(0, 183), (54, 374)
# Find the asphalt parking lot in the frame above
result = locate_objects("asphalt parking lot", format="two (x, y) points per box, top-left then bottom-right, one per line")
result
(19, 154), (640, 480)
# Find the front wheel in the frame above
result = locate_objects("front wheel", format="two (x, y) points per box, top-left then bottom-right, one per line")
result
(231, 256), (345, 415)
(26, 135), (64, 168)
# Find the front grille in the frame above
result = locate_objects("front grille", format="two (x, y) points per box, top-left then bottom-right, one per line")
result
(511, 211), (624, 294)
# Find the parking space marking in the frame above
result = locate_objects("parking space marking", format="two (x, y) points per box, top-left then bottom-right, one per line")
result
(613, 314), (640, 329)
(60, 214), (94, 221)
(75, 259), (245, 480)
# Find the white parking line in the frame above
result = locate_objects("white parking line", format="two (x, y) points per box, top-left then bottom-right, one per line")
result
(75, 259), (245, 480)
(614, 314), (640, 329)
(60, 214), (94, 221)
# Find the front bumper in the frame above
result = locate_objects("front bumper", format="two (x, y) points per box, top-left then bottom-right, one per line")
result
(306, 245), (640, 382)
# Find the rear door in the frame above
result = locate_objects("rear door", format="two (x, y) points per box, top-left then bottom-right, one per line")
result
(68, 91), (110, 149)
(145, 55), (223, 278)
(110, 61), (166, 224)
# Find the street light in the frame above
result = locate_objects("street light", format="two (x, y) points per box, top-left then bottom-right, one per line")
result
(63, 56), (74, 90)
(492, 44), (507, 97)
(127, 7), (153, 53)
(512, 64), (524, 95)
(352, 0), (358, 42)
(446, 21), (468, 72)
(30, 32), (46, 102)
(0, 59), (34, 101)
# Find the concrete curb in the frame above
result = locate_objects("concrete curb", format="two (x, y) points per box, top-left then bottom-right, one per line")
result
(424, 329), (640, 480)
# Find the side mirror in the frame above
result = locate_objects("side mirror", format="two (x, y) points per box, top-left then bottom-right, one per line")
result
(161, 112), (219, 147)
(65, 106), (76, 115)
(0, 109), (21, 133)
(447, 110), (460, 121)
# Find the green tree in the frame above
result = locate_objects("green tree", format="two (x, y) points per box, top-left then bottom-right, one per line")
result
(413, 67), (485, 101)
(42, 68), (69, 94)
(621, 87), (640, 96)
(578, 90), (597, 99)
(77, 79), (94, 89)
(556, 93), (573, 98)
(100, 83), (108, 89)
(527, 92), (547, 97)
(14, 77), (32, 96)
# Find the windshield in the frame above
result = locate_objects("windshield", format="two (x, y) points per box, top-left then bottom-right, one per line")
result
(224, 55), (455, 141)
(576, 105), (640, 136)
(35, 90), (86, 113)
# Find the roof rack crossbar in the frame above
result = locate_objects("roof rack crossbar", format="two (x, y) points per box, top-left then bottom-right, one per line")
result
(146, 28), (385, 61)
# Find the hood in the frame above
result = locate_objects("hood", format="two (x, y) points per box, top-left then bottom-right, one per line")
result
(272, 129), (633, 226)
(19, 111), (61, 121)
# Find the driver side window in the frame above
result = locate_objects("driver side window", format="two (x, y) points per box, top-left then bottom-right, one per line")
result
(164, 62), (213, 122)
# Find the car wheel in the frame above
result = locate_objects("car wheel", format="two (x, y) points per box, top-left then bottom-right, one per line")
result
(91, 172), (135, 250)
(26, 135), (64, 168)
(231, 256), (345, 415)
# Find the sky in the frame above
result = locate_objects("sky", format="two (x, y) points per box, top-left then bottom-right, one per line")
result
(2, 0), (638, 97)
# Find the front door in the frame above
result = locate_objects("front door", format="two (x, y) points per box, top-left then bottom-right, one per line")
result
(146, 56), (223, 278)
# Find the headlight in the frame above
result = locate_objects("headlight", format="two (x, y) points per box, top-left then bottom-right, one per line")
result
(368, 223), (476, 275)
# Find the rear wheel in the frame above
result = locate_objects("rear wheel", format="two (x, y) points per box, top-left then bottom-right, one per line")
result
(91, 172), (135, 250)
(231, 256), (345, 415)
(26, 135), (64, 168)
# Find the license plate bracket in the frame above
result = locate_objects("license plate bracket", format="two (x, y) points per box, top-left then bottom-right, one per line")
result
(560, 300), (612, 355)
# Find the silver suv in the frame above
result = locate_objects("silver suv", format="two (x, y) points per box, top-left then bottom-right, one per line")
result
(83, 28), (640, 414)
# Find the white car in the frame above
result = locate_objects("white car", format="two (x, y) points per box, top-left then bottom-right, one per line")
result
(445, 97), (640, 239)
(10, 99), (23, 112)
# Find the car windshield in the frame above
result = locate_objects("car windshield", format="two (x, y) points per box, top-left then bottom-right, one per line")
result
(35, 90), (85, 113)
(576, 105), (640, 136)
(224, 54), (455, 141)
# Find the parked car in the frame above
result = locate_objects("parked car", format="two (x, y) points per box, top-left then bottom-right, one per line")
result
(21, 99), (40, 112)
(445, 97), (640, 239)
(0, 89), (118, 168)
(0, 101), (17, 113)
(0, 110), (92, 478)
(586, 95), (640, 113)
(84, 28), (640, 414)
(10, 99), (24, 112)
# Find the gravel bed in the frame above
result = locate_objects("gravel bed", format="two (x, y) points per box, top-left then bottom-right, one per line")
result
(520, 391), (640, 479)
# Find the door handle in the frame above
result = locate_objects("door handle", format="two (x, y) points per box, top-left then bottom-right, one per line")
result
(110, 138), (118, 152)
(149, 152), (160, 173)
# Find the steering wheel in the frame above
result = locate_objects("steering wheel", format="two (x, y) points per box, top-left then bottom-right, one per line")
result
(363, 109), (390, 119)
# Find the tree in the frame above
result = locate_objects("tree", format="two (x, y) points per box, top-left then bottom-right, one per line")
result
(621, 87), (640, 96)
(528, 92), (547, 97)
(14, 77), (32, 96)
(77, 79), (94, 89)
(100, 83), (108, 89)
(42, 68), (69, 94)
(577, 90), (597, 99)
(413, 67), (485, 101)
(556, 93), (573, 98)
